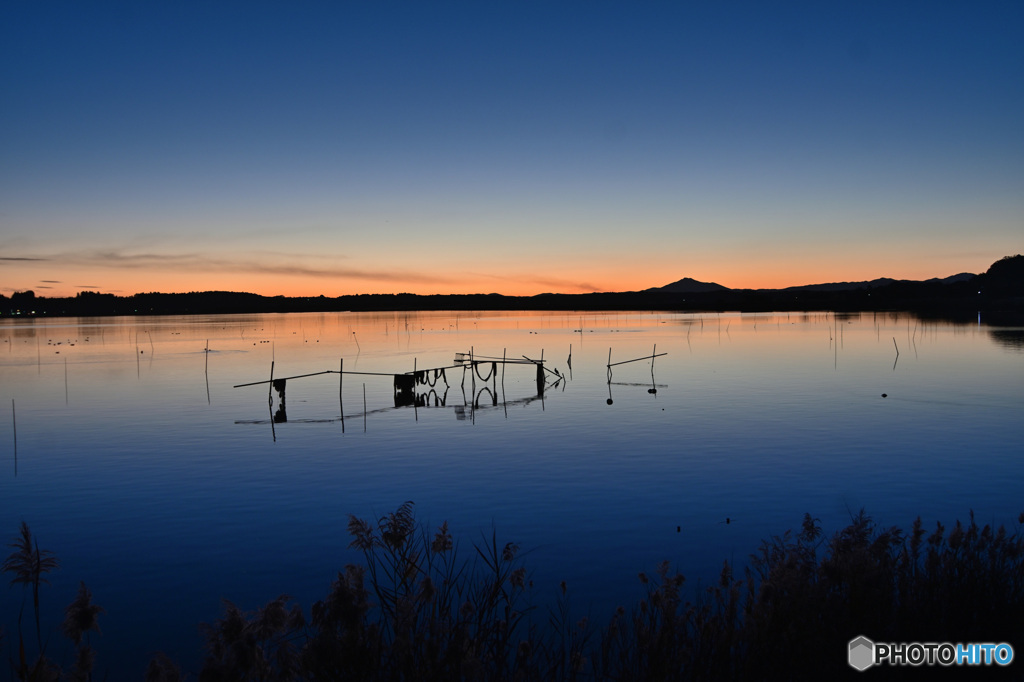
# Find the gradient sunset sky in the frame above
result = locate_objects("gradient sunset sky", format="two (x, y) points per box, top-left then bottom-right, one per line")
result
(2, 2), (1021, 298)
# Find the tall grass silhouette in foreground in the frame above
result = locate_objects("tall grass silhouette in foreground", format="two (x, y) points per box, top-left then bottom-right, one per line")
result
(2, 521), (102, 681)
(5, 506), (1024, 680)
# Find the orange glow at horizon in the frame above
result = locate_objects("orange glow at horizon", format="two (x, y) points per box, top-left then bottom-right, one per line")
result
(7, 257), (985, 300)
(3, 237), (1005, 300)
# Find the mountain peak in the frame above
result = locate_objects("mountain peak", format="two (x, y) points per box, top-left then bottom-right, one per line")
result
(645, 277), (729, 294)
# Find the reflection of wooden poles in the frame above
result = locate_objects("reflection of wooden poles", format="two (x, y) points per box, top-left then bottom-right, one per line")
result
(269, 396), (276, 442)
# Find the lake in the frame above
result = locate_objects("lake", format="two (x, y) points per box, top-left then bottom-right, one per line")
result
(1, 309), (1022, 677)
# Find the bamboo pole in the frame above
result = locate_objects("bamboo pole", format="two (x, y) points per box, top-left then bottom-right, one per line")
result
(607, 352), (668, 368)
(11, 399), (17, 468)
(268, 361), (275, 405)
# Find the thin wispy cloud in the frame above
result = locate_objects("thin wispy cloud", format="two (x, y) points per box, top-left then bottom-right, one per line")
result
(0, 257), (47, 262)
(42, 249), (461, 286)
(477, 272), (605, 293)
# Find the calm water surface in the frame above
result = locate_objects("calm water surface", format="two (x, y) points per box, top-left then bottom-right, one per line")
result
(1, 310), (1022, 676)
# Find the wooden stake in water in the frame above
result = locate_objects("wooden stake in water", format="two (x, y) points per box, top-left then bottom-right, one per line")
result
(205, 340), (211, 404)
(65, 357), (69, 404)
(363, 383), (367, 432)
(339, 358), (345, 433)
(268, 360), (275, 406)
(11, 399), (17, 476)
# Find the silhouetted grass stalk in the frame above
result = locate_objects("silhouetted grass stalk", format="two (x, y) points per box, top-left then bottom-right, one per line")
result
(6, 507), (1024, 680)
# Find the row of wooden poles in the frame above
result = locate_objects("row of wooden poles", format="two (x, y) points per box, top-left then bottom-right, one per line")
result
(233, 343), (665, 397)
(232, 348), (555, 431)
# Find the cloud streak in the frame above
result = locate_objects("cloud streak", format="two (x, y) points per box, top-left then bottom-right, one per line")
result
(476, 272), (605, 293)
(33, 249), (462, 286)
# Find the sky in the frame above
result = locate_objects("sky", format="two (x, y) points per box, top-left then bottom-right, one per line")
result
(1, 1), (1022, 298)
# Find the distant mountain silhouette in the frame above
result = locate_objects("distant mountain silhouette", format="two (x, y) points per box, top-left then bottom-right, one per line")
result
(645, 272), (978, 294)
(644, 277), (728, 294)
(781, 272), (975, 293)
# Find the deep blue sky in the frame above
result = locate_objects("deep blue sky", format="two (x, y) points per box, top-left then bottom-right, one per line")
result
(2, 1), (1021, 296)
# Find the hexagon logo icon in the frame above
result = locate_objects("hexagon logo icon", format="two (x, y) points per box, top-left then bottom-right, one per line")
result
(849, 636), (875, 671)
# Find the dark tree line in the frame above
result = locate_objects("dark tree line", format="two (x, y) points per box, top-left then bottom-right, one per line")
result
(3, 256), (1020, 320)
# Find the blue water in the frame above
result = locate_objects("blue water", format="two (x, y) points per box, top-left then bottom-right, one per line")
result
(1, 310), (1022, 677)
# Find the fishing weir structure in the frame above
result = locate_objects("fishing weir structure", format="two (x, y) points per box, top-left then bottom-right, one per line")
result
(233, 349), (562, 431)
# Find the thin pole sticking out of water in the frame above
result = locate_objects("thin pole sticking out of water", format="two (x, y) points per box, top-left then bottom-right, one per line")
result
(541, 348), (546, 411)
(268, 361), (275, 406)
(12, 399), (17, 476)
(502, 348), (508, 418)
(205, 340), (211, 404)
(65, 357), (69, 404)
(651, 344), (657, 385)
(339, 358), (345, 433)
(363, 383), (367, 432)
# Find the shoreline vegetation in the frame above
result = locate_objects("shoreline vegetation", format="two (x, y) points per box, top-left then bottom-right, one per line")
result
(2, 256), (1021, 321)
(4, 504), (1024, 680)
